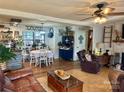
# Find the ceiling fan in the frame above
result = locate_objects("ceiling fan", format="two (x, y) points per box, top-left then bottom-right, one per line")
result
(78, 2), (124, 23)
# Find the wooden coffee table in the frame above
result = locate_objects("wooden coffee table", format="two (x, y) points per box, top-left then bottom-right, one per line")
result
(47, 71), (83, 92)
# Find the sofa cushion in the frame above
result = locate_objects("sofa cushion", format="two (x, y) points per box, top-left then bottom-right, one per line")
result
(4, 76), (15, 91)
(117, 74), (124, 92)
(119, 80), (124, 92)
(108, 69), (122, 84)
(108, 69), (124, 92)
(117, 74), (124, 82)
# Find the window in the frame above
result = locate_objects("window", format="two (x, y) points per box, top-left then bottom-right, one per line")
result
(23, 31), (33, 46)
(23, 31), (33, 40)
(34, 31), (45, 43)
(23, 31), (45, 46)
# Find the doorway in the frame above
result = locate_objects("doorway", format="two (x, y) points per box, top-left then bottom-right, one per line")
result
(87, 30), (93, 51)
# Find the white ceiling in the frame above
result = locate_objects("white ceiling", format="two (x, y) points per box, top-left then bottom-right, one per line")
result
(0, 0), (123, 21)
(0, 0), (123, 26)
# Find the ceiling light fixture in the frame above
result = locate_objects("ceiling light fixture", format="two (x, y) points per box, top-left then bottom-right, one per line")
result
(94, 16), (107, 24)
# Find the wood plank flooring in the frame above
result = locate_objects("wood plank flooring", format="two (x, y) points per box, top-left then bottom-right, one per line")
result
(23, 59), (80, 78)
(23, 59), (112, 92)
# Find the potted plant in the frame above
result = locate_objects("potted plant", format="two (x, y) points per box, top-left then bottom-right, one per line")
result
(0, 44), (16, 70)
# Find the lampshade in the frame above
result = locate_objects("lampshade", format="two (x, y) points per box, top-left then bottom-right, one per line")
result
(96, 42), (104, 49)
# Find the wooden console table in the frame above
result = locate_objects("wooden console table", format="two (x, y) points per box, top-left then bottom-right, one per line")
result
(96, 55), (111, 65)
(47, 71), (83, 92)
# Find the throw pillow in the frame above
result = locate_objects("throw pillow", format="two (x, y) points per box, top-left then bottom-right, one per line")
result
(85, 54), (92, 62)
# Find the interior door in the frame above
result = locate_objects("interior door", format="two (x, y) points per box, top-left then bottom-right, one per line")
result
(87, 30), (93, 51)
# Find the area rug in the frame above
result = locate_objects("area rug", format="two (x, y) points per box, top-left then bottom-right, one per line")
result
(37, 68), (112, 92)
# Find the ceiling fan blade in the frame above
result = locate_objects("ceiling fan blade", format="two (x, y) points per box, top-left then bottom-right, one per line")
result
(80, 16), (95, 21)
(75, 7), (94, 15)
(76, 13), (92, 15)
(103, 7), (115, 14)
(108, 12), (124, 16)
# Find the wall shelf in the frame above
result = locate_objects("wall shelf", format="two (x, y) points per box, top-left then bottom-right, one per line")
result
(113, 40), (124, 43)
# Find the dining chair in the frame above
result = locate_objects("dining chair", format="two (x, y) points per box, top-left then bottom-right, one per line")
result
(39, 46), (44, 49)
(34, 53), (41, 67)
(44, 46), (49, 50)
(30, 53), (36, 66)
(36, 46), (42, 50)
(22, 49), (29, 63)
(39, 51), (48, 67)
(47, 51), (54, 65)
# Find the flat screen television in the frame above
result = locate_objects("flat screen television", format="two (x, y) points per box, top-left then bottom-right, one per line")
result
(121, 53), (124, 70)
(122, 24), (124, 38)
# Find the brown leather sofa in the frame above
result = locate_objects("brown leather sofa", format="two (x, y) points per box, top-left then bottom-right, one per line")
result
(0, 68), (46, 92)
(108, 68), (124, 92)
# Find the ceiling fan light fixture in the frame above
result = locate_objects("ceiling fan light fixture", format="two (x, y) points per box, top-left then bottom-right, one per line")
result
(99, 17), (107, 24)
(94, 17), (107, 24)
(94, 17), (100, 23)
